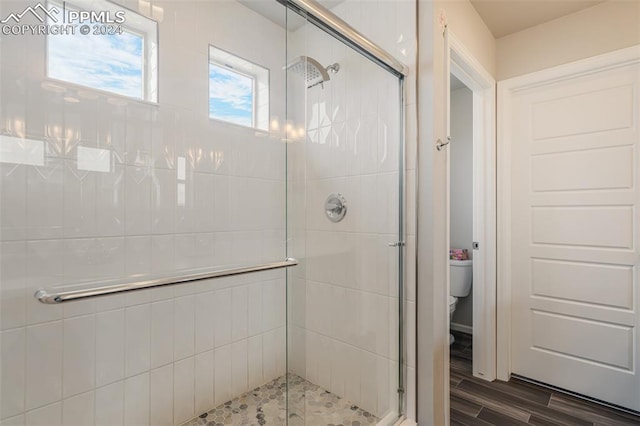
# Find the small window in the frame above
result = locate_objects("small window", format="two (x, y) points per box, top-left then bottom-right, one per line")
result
(46, 0), (158, 102)
(209, 46), (269, 130)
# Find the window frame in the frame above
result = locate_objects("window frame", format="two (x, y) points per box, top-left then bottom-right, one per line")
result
(45, 0), (159, 103)
(208, 45), (269, 131)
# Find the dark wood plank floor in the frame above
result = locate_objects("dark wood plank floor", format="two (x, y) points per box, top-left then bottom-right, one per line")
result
(449, 331), (640, 426)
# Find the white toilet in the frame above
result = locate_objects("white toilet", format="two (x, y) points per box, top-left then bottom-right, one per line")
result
(449, 259), (473, 345)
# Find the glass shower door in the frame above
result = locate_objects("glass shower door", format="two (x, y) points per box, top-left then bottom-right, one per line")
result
(285, 7), (403, 425)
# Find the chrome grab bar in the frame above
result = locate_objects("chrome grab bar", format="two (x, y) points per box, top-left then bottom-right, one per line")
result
(35, 258), (299, 304)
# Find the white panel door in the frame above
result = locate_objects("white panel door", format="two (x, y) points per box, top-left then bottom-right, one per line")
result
(508, 61), (640, 411)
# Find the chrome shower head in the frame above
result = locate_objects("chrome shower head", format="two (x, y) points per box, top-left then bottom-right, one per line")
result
(285, 56), (340, 89)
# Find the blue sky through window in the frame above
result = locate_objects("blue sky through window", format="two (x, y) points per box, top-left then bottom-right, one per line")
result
(209, 63), (254, 127)
(47, 4), (144, 99)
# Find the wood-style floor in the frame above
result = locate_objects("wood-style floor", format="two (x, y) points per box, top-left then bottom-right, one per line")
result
(449, 331), (640, 426)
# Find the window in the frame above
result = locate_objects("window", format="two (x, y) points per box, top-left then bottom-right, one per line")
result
(46, 0), (158, 102)
(209, 46), (269, 130)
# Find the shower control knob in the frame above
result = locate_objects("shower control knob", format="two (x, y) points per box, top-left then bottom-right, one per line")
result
(324, 193), (347, 223)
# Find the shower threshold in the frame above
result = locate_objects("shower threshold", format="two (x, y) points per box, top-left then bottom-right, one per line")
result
(181, 374), (379, 426)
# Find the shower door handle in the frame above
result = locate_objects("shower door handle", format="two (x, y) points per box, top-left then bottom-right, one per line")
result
(388, 241), (405, 247)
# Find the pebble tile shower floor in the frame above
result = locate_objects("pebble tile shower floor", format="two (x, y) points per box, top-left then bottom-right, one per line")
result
(181, 374), (379, 426)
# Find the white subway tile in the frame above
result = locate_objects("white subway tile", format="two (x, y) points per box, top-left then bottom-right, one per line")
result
(27, 159), (63, 240)
(360, 350), (377, 415)
(173, 357), (194, 425)
(231, 286), (248, 342)
(96, 309), (125, 387)
(173, 295), (195, 360)
(194, 291), (214, 353)
(150, 109), (176, 171)
(1, 328), (25, 419)
(150, 300), (173, 369)
(125, 305), (150, 377)
(124, 373), (149, 426)
(124, 288), (152, 308)
(359, 174), (378, 232)
(212, 176), (230, 232)
(317, 334), (332, 391)
(62, 391), (94, 426)
(247, 283), (263, 337)
(124, 166), (152, 235)
(213, 345), (231, 406)
(95, 381), (124, 426)
(124, 104), (152, 168)
(124, 236), (152, 278)
(332, 287), (361, 349)
(25, 240), (63, 325)
(376, 172), (399, 234)
(247, 336), (263, 390)
(231, 340), (248, 397)
(194, 173), (215, 232)
(63, 315), (95, 398)
(26, 321), (62, 410)
(149, 365), (173, 426)
(0, 241), (26, 330)
(376, 356), (392, 418)
(194, 350), (214, 415)
(304, 332), (319, 386)
(343, 344), (361, 407)
(150, 168), (176, 234)
(151, 235), (175, 275)
(361, 293), (389, 358)
(94, 293), (125, 313)
(24, 402), (61, 426)
(0, 415), (24, 426)
(175, 170), (194, 234)
(0, 163), (27, 241)
(274, 327), (286, 377)
(213, 288), (231, 348)
(96, 165), (125, 237)
(262, 279), (284, 331)
(330, 340), (347, 398)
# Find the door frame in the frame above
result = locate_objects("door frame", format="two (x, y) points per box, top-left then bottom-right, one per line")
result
(446, 31), (497, 381)
(496, 44), (640, 381)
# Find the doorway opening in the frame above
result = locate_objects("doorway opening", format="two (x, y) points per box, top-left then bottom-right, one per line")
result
(444, 31), (497, 400)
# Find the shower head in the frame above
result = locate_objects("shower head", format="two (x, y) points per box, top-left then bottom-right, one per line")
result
(285, 56), (340, 89)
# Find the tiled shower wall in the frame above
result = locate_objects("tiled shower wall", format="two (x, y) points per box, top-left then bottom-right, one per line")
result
(286, 0), (417, 420)
(0, 1), (288, 425)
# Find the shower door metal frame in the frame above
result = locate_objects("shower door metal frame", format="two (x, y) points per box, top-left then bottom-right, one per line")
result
(278, 0), (409, 419)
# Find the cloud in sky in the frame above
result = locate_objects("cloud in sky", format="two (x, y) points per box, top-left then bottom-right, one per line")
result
(209, 63), (253, 127)
(47, 4), (144, 99)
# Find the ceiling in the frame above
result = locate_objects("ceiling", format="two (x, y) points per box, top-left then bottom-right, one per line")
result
(470, 0), (605, 38)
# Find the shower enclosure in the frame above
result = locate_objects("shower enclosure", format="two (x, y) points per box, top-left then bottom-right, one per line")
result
(0, 0), (406, 424)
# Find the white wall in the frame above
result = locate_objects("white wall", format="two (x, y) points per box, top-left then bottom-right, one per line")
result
(497, 0), (640, 80)
(449, 86), (473, 329)
(438, 0), (497, 78)
(0, 1), (288, 425)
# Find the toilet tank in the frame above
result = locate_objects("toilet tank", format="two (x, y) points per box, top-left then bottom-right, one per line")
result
(450, 259), (473, 297)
